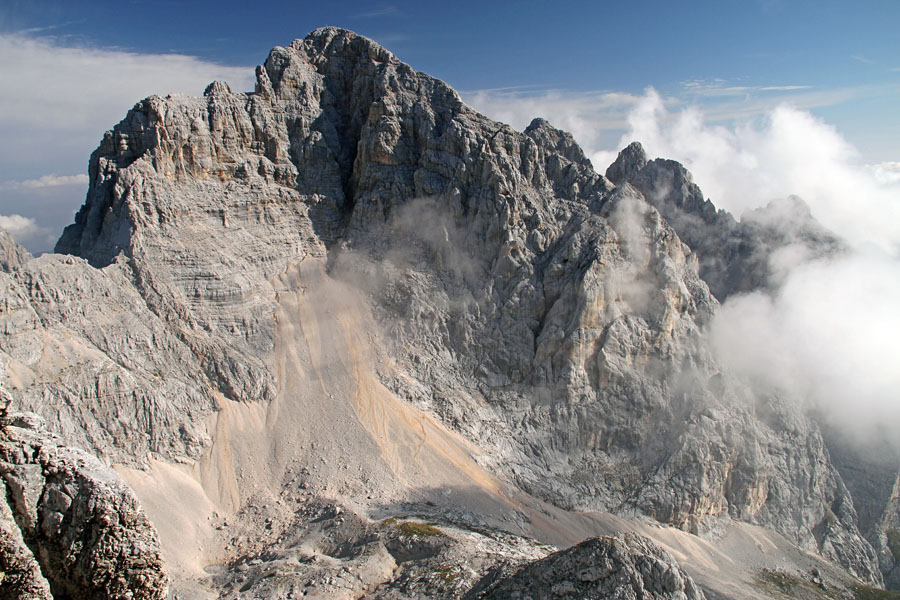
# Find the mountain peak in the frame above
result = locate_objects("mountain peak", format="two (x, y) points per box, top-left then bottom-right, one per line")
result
(21, 27), (889, 597)
(297, 26), (396, 64)
(606, 141), (648, 185)
(524, 117), (593, 168)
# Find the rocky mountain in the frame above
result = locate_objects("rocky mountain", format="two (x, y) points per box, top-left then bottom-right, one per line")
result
(606, 141), (845, 301)
(0, 26), (896, 598)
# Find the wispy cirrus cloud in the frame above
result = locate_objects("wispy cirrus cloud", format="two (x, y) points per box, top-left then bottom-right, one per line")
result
(354, 5), (401, 19)
(681, 78), (812, 96)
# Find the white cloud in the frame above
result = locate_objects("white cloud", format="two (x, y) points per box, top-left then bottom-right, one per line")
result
(0, 214), (43, 240)
(1, 174), (89, 189)
(619, 89), (900, 252)
(869, 161), (900, 185)
(710, 249), (900, 443)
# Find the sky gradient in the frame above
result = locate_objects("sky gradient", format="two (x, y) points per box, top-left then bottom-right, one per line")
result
(0, 0), (898, 253)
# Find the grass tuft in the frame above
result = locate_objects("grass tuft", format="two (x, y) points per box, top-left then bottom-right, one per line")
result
(395, 520), (443, 537)
(887, 529), (900, 564)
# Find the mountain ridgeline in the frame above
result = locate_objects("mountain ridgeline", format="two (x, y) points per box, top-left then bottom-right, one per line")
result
(0, 27), (897, 599)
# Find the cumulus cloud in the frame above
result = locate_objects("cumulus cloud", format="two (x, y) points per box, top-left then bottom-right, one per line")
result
(619, 89), (900, 252)
(869, 161), (900, 185)
(709, 250), (900, 443)
(0, 214), (46, 241)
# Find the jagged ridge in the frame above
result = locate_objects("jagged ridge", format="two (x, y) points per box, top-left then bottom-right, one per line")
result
(0, 27), (891, 596)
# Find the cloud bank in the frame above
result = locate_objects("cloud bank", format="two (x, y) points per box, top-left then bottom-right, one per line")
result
(619, 91), (900, 445)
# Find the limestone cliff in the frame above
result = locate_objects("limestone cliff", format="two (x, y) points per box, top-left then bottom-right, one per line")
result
(0, 26), (889, 596)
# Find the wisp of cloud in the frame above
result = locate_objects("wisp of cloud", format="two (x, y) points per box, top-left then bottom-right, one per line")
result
(617, 90), (900, 446)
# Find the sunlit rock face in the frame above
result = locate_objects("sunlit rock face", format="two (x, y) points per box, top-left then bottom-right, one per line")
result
(0, 26), (890, 595)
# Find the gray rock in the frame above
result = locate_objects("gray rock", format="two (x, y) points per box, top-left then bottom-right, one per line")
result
(469, 533), (705, 599)
(0, 228), (31, 273)
(0, 392), (167, 599)
(0, 475), (52, 599)
(605, 140), (648, 186)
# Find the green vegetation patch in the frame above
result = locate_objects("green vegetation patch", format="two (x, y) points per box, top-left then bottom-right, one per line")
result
(395, 520), (443, 537)
(887, 529), (900, 563)
(436, 565), (459, 586)
(754, 568), (900, 600)
(852, 584), (900, 600)
(754, 569), (839, 599)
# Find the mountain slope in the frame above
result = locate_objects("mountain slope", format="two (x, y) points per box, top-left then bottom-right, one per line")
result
(0, 27), (890, 596)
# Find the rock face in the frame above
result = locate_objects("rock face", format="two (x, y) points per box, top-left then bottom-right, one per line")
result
(607, 142), (844, 300)
(0, 227), (31, 273)
(0, 393), (167, 599)
(0, 26), (890, 595)
(470, 533), (705, 599)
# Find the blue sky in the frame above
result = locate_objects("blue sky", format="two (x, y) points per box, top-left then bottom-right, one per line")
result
(0, 0), (898, 253)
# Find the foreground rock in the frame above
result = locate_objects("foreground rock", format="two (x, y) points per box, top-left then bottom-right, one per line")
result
(470, 533), (705, 599)
(0, 393), (167, 599)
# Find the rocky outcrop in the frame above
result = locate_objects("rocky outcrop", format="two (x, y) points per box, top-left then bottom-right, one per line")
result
(0, 393), (167, 599)
(0, 228), (31, 273)
(607, 142), (844, 300)
(0, 26), (885, 592)
(469, 533), (705, 599)
(0, 478), (52, 599)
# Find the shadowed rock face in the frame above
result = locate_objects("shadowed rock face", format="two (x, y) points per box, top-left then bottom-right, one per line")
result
(469, 533), (705, 600)
(0, 394), (167, 599)
(0, 26), (889, 594)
